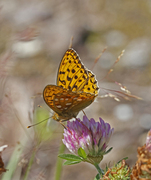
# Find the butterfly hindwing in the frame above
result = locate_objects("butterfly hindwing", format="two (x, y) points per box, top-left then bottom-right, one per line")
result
(43, 85), (95, 120)
(43, 85), (63, 114)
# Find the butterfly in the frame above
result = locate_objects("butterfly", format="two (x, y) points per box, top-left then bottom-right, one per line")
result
(43, 48), (99, 122)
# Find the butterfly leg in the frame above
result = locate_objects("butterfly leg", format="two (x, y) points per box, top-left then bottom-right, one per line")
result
(59, 120), (73, 133)
(82, 110), (87, 116)
(59, 121), (67, 129)
(82, 110), (90, 121)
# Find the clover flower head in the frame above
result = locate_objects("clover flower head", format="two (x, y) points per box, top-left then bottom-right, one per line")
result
(62, 116), (114, 163)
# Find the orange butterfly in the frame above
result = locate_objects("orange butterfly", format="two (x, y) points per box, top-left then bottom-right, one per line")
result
(43, 48), (99, 122)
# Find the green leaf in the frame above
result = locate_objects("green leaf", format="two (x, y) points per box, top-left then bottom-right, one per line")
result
(104, 147), (113, 154)
(63, 160), (81, 165)
(94, 173), (100, 180)
(78, 148), (87, 159)
(58, 154), (82, 161)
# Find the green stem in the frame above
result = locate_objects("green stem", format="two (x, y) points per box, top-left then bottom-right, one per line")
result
(23, 150), (36, 180)
(55, 138), (66, 180)
(94, 163), (104, 177)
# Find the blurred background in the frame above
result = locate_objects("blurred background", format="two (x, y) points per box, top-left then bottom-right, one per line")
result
(0, 0), (151, 179)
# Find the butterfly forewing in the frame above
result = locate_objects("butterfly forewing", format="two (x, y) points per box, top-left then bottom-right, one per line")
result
(57, 48), (89, 91)
(81, 70), (99, 95)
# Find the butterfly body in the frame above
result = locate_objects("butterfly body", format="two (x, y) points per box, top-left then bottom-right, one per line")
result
(43, 48), (99, 122)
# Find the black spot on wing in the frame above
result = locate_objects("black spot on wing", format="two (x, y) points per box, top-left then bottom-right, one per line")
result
(67, 76), (72, 82)
(73, 84), (78, 89)
(74, 75), (78, 79)
(59, 78), (66, 85)
(59, 71), (65, 74)
(72, 69), (75, 73)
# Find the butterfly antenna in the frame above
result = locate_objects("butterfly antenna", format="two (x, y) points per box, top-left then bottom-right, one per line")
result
(99, 49), (125, 82)
(37, 104), (55, 117)
(37, 104), (49, 111)
(82, 110), (87, 116)
(69, 36), (74, 48)
(91, 47), (107, 70)
(27, 117), (50, 128)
